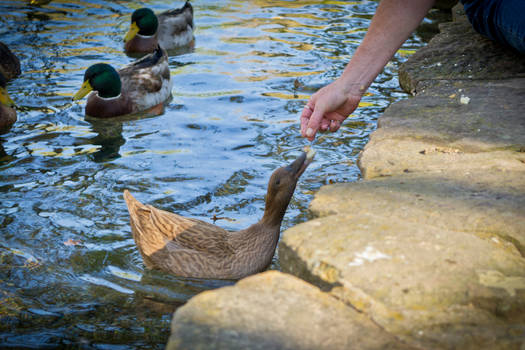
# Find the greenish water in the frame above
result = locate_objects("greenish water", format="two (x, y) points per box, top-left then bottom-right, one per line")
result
(0, 0), (438, 348)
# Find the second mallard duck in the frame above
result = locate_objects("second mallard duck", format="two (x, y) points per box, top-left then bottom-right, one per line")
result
(73, 46), (172, 118)
(124, 2), (194, 55)
(124, 149), (316, 280)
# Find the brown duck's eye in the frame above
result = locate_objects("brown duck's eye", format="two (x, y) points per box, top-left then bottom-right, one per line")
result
(275, 179), (280, 186)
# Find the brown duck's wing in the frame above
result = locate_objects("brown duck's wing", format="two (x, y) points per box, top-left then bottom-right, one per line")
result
(124, 190), (235, 257)
(169, 217), (236, 257)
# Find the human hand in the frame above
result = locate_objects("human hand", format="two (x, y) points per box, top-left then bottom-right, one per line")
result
(300, 79), (362, 141)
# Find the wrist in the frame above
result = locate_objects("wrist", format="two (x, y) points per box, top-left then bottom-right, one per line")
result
(336, 76), (368, 98)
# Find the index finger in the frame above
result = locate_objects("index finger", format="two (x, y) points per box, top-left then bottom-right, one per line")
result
(300, 104), (313, 137)
(305, 104), (326, 141)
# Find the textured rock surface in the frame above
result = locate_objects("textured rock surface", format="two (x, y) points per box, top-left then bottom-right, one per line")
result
(358, 78), (525, 179)
(167, 271), (414, 350)
(309, 175), (525, 256)
(398, 20), (525, 94)
(280, 198), (525, 348)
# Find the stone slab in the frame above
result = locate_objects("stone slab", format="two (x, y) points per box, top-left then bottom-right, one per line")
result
(358, 79), (525, 179)
(167, 271), (414, 350)
(309, 174), (525, 259)
(279, 210), (525, 349)
(399, 21), (525, 94)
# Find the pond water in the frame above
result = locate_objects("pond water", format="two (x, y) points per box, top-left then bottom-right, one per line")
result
(0, 0), (441, 348)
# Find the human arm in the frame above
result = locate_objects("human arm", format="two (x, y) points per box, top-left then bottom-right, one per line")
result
(301, 0), (436, 141)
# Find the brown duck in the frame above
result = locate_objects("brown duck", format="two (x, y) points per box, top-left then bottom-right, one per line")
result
(124, 149), (315, 279)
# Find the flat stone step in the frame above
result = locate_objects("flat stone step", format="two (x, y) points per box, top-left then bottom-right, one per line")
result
(358, 78), (525, 179)
(399, 20), (525, 94)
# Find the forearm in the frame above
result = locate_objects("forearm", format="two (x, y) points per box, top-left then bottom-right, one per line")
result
(339, 0), (436, 95)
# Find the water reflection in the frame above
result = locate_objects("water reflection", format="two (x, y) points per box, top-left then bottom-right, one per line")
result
(85, 118), (125, 162)
(0, 0), (435, 347)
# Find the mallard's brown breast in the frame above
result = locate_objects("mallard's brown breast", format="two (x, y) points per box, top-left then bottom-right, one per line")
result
(124, 35), (158, 56)
(85, 92), (134, 118)
(0, 104), (17, 134)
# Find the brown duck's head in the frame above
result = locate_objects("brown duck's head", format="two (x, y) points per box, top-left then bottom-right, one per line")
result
(262, 149), (315, 226)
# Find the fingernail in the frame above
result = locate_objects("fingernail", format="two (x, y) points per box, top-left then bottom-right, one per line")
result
(306, 128), (314, 137)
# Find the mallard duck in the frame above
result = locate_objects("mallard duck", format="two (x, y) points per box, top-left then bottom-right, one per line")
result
(73, 45), (172, 118)
(0, 42), (21, 81)
(0, 72), (16, 134)
(124, 2), (194, 55)
(124, 149), (316, 279)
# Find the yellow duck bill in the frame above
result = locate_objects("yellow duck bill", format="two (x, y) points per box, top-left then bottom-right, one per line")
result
(124, 22), (140, 43)
(73, 80), (93, 100)
(0, 87), (15, 107)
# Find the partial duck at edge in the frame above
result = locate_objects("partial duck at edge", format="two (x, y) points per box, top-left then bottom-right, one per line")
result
(0, 72), (16, 133)
(0, 42), (20, 81)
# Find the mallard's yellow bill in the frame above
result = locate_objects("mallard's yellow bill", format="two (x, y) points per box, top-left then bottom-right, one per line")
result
(73, 80), (93, 100)
(30, 0), (51, 5)
(124, 22), (140, 43)
(0, 87), (15, 107)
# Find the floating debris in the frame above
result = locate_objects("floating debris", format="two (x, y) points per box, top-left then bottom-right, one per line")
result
(460, 95), (470, 105)
(64, 239), (82, 246)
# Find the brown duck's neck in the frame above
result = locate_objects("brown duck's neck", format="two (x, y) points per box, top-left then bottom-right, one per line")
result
(260, 199), (290, 229)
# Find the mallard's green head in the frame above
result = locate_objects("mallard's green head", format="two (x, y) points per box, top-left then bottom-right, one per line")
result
(124, 8), (158, 43)
(73, 63), (121, 100)
(0, 72), (15, 107)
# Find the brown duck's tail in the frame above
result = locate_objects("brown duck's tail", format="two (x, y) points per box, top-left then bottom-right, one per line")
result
(123, 190), (148, 214)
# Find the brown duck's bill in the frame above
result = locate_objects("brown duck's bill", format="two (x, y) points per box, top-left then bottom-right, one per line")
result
(287, 151), (315, 179)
